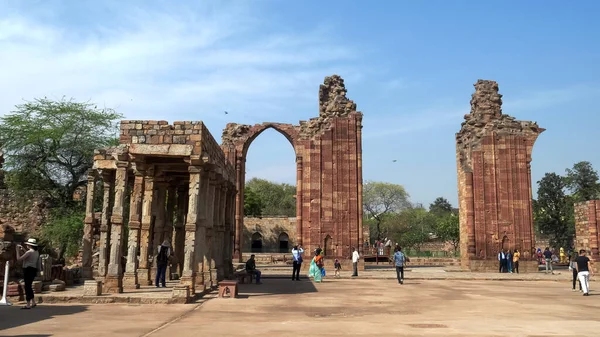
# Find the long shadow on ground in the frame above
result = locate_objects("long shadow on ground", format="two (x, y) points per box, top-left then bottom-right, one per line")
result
(0, 304), (88, 332)
(236, 278), (318, 298)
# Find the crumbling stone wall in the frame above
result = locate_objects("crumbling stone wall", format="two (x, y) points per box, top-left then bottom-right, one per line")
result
(456, 80), (544, 272)
(222, 75), (364, 261)
(574, 201), (600, 273)
(0, 190), (49, 234)
(243, 216), (297, 253)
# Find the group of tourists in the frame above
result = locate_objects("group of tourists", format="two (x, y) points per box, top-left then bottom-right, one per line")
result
(497, 249), (521, 273)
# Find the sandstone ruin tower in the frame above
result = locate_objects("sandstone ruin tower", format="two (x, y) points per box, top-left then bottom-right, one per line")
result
(221, 75), (364, 262)
(456, 80), (544, 272)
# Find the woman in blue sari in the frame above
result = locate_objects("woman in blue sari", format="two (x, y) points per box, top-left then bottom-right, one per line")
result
(309, 249), (324, 282)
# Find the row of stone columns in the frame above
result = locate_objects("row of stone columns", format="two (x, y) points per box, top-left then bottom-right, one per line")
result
(82, 163), (236, 294)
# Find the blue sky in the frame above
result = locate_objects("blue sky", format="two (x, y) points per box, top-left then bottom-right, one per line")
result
(1, 0), (599, 208)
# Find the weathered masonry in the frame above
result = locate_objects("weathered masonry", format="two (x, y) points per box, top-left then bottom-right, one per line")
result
(456, 80), (544, 272)
(574, 200), (600, 273)
(81, 121), (235, 295)
(222, 75), (364, 261)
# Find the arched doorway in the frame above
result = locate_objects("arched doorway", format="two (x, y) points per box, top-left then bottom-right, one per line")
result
(279, 232), (289, 253)
(251, 232), (263, 253)
(502, 236), (510, 251)
(324, 235), (333, 256)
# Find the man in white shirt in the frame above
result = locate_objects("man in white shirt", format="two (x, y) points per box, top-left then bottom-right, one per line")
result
(352, 247), (360, 277)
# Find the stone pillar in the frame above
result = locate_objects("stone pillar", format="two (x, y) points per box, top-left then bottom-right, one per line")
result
(194, 168), (209, 291)
(151, 183), (167, 278)
(356, 117), (364, 254)
(165, 184), (177, 245)
(173, 184), (187, 277)
(234, 157), (244, 262)
(224, 185), (235, 278)
(82, 171), (96, 279)
(296, 156), (303, 246)
(215, 183), (226, 281)
(123, 166), (144, 289)
(105, 161), (129, 293)
(138, 168), (155, 286)
(180, 165), (202, 294)
(98, 170), (114, 278)
(205, 172), (217, 287)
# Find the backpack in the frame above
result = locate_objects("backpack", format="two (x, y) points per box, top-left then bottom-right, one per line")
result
(157, 245), (169, 265)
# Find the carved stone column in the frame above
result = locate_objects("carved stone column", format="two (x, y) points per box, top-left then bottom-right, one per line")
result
(213, 180), (224, 281)
(234, 157), (243, 262)
(98, 170), (114, 278)
(165, 183), (177, 244)
(205, 171), (217, 287)
(194, 168), (209, 291)
(105, 161), (129, 293)
(151, 182), (167, 278)
(138, 167), (155, 286)
(82, 171), (97, 279)
(123, 165), (144, 289)
(296, 156), (303, 247)
(223, 184), (234, 278)
(180, 165), (202, 294)
(173, 184), (187, 277)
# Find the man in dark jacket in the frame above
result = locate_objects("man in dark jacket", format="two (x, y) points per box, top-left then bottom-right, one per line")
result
(246, 254), (262, 284)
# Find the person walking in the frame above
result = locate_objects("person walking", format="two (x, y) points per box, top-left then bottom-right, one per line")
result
(569, 252), (582, 292)
(543, 247), (554, 274)
(291, 245), (304, 281)
(513, 249), (520, 274)
(16, 238), (40, 309)
(393, 247), (407, 284)
(576, 249), (593, 296)
(155, 239), (171, 288)
(352, 247), (360, 277)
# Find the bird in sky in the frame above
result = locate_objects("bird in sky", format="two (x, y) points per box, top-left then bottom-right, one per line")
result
(392, 160), (397, 162)
(224, 111), (229, 114)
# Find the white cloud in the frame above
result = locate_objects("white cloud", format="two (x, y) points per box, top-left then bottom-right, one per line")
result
(0, 1), (359, 137)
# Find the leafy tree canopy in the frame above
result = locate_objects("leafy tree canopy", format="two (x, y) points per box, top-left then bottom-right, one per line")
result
(244, 186), (263, 217)
(0, 97), (122, 205)
(435, 213), (460, 253)
(245, 178), (296, 217)
(564, 161), (600, 202)
(534, 172), (574, 249)
(363, 181), (411, 240)
(429, 197), (454, 216)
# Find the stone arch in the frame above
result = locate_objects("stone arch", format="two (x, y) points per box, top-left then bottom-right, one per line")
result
(324, 235), (333, 256)
(222, 75), (365, 263)
(501, 235), (510, 251)
(251, 232), (263, 253)
(278, 232), (289, 253)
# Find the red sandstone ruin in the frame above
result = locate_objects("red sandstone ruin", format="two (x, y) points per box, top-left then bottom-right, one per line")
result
(456, 80), (544, 272)
(221, 75), (364, 261)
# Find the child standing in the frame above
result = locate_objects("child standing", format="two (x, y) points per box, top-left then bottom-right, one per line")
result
(334, 259), (342, 278)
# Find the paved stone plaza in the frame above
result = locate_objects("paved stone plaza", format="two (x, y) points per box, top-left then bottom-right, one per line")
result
(1, 277), (599, 336)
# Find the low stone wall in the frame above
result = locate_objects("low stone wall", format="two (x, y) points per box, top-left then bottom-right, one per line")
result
(468, 260), (538, 273)
(243, 217), (297, 253)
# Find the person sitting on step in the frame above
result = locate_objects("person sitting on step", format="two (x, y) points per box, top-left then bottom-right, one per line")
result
(245, 254), (262, 284)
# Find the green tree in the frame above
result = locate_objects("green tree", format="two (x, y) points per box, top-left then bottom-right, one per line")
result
(245, 178), (296, 216)
(0, 97), (122, 205)
(244, 186), (263, 217)
(429, 197), (453, 216)
(363, 181), (411, 241)
(534, 172), (574, 249)
(436, 213), (460, 253)
(384, 207), (435, 253)
(564, 161), (600, 202)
